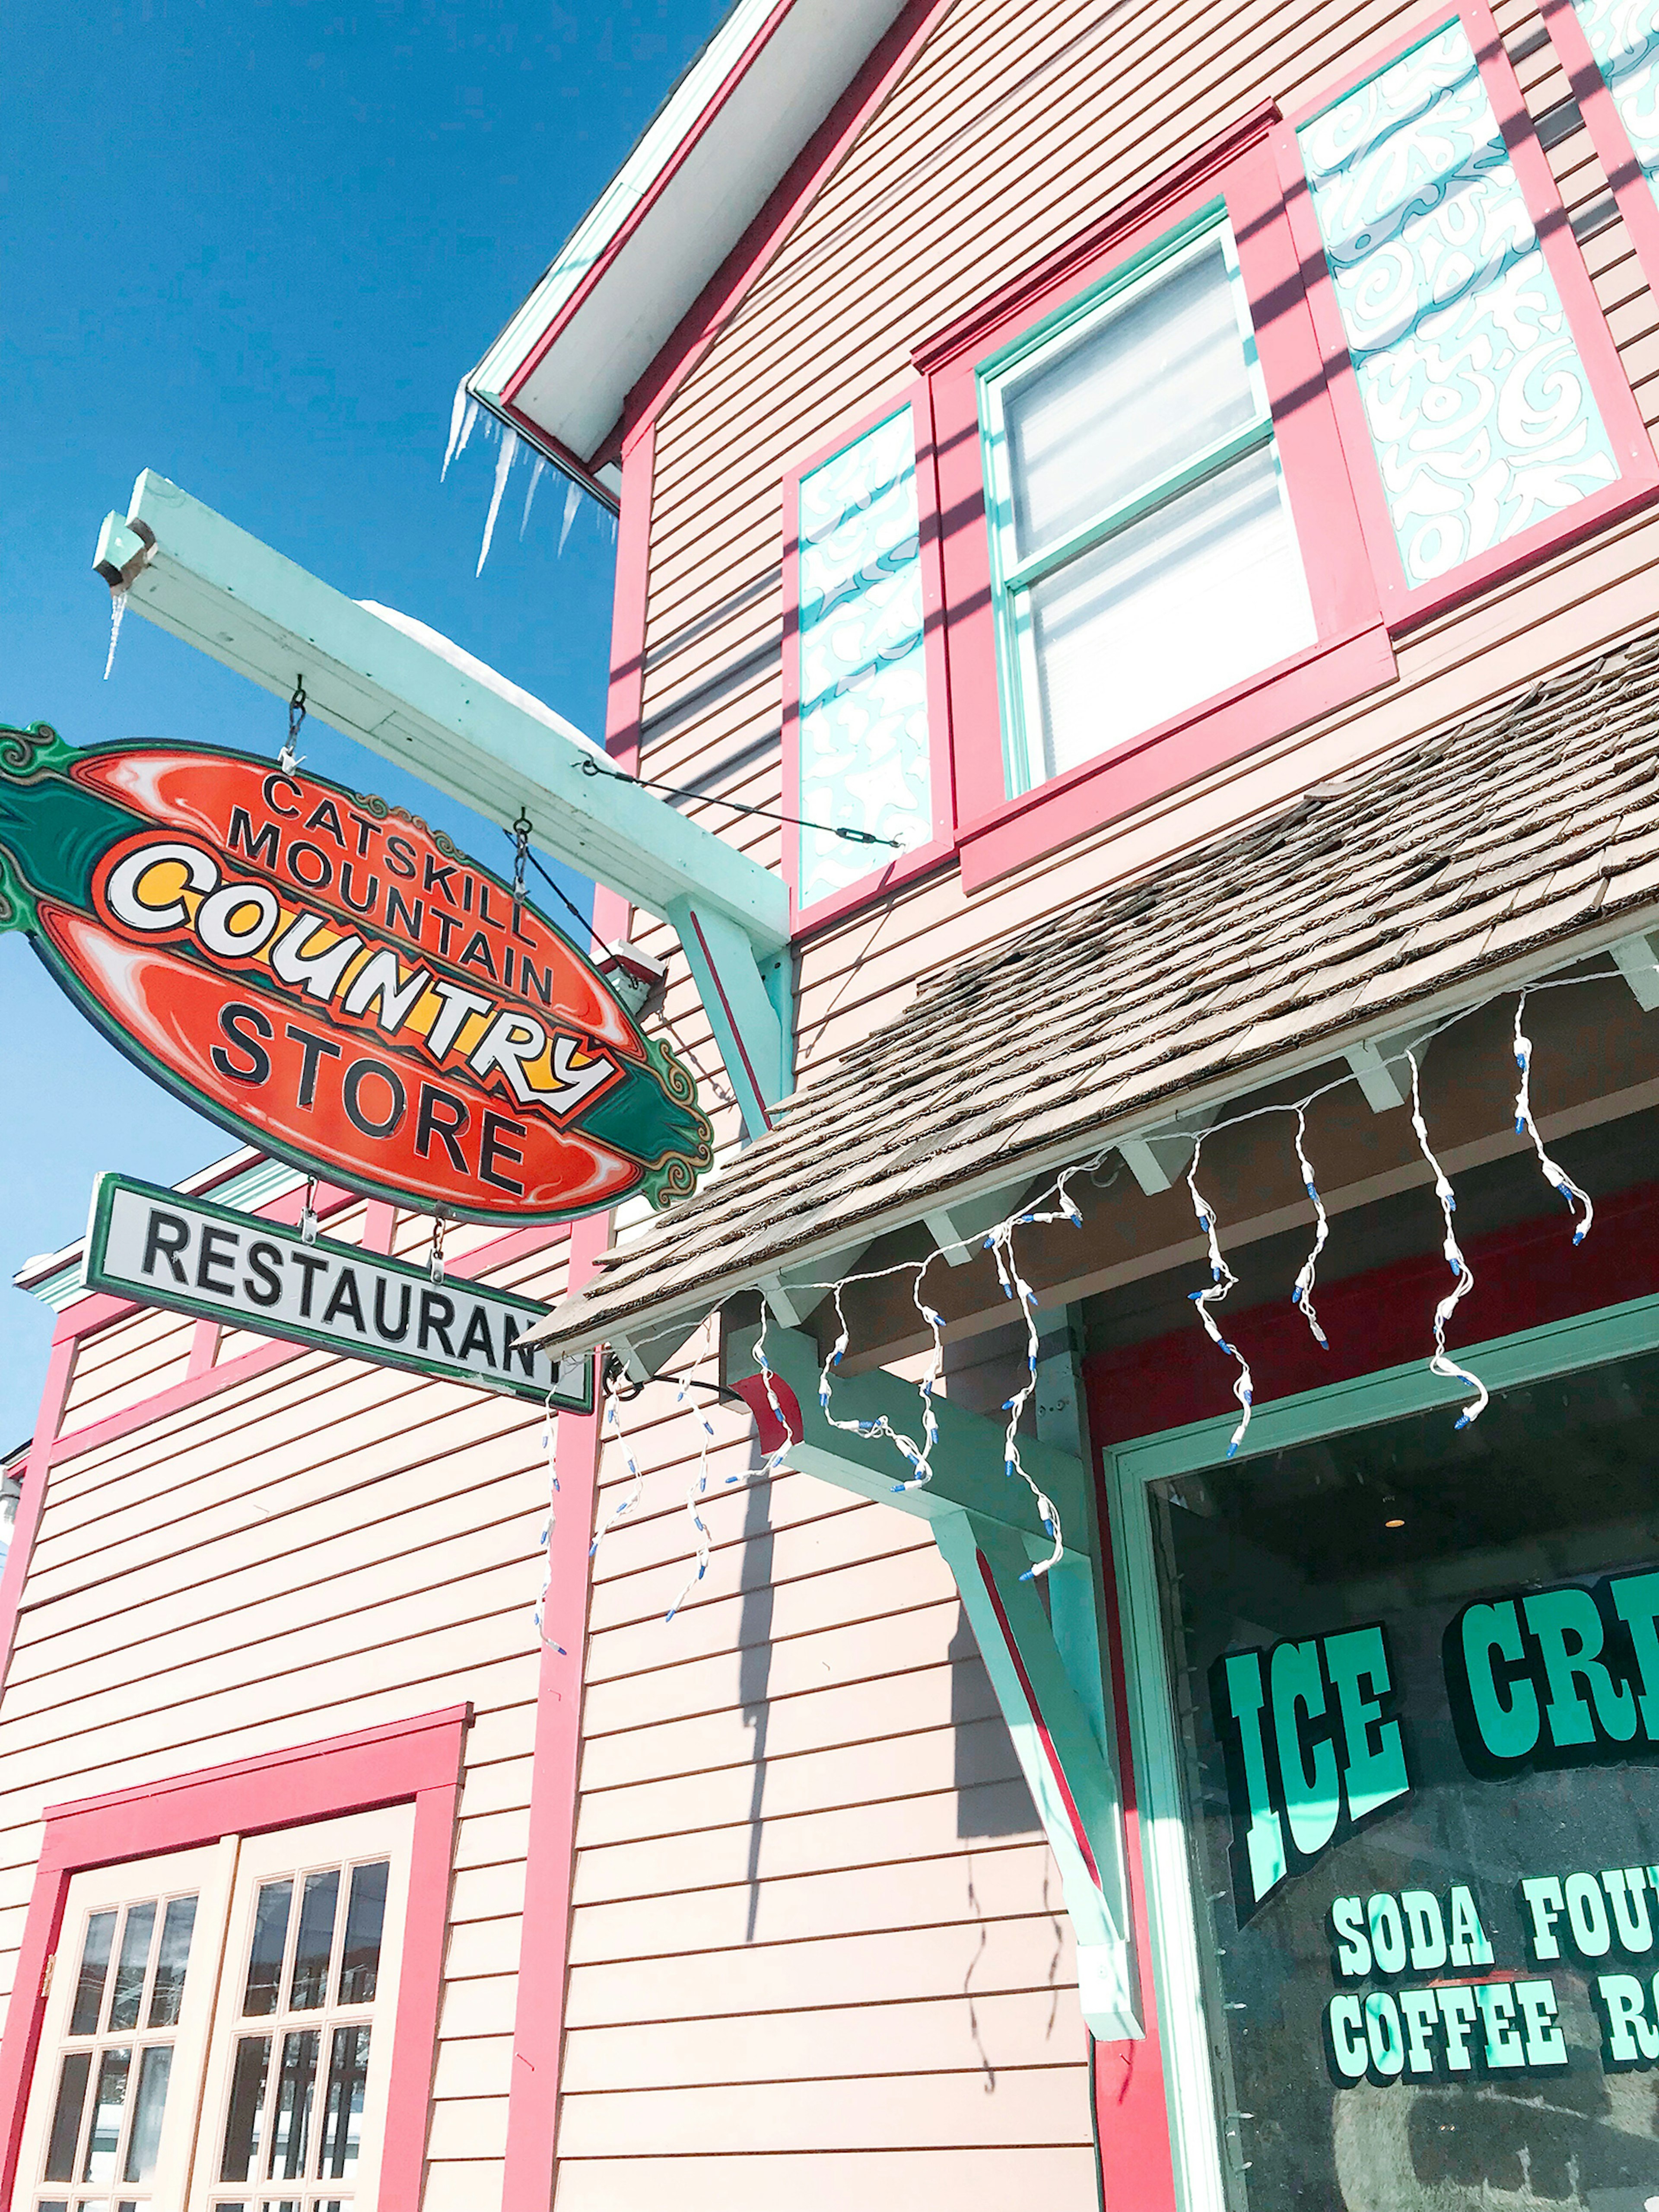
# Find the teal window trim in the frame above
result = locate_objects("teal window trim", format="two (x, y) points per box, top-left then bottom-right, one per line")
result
(1101, 1286), (1659, 2212)
(976, 200), (1280, 800)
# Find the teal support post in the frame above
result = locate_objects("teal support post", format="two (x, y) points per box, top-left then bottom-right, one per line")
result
(727, 1320), (1141, 2040)
(667, 896), (792, 1140)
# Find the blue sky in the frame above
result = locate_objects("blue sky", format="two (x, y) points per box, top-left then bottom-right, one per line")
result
(1, 0), (725, 1446)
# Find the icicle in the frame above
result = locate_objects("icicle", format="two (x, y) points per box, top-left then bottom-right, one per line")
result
(476, 424), (519, 575)
(665, 1325), (720, 1622)
(1290, 1106), (1331, 1349)
(441, 379), (477, 481)
(557, 479), (580, 557)
(532, 1393), (567, 1655)
(985, 1220), (1064, 1579)
(1186, 1139), (1254, 1457)
(1407, 1047), (1488, 1428)
(1513, 991), (1593, 1245)
(520, 454), (548, 540)
(102, 586), (128, 681)
(591, 1359), (645, 1559)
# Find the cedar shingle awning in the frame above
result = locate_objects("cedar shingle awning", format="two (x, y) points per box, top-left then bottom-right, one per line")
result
(526, 627), (1659, 1359)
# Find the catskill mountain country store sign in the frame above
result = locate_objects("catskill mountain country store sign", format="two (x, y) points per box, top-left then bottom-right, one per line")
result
(0, 722), (711, 1219)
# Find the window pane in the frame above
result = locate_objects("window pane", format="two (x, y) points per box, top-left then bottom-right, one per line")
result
(266, 2029), (319, 2180)
(320, 2024), (370, 2178)
(147, 1894), (197, 2027)
(70, 1912), (116, 2036)
(1147, 1344), (1659, 2210)
(121, 2042), (172, 2183)
(218, 2035), (271, 2182)
(82, 2046), (130, 2182)
(1004, 239), (1255, 562)
(38, 2199), (70, 2212)
(287, 1871), (339, 2011)
(241, 1881), (293, 2017)
(106, 1903), (156, 2033)
(43, 2050), (90, 2180)
(1026, 443), (1315, 781)
(337, 1861), (388, 2004)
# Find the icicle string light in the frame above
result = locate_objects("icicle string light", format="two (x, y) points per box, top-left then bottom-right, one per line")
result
(1185, 1139), (1254, 1457)
(1513, 991), (1594, 1245)
(1290, 1106), (1331, 1349)
(665, 1320), (720, 1623)
(1407, 1045), (1488, 1429)
(532, 1391), (567, 1656)
(583, 952), (1655, 1615)
(591, 1359), (645, 1560)
(984, 1216), (1065, 1579)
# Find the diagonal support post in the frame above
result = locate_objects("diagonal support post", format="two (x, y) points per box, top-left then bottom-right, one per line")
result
(727, 1320), (1141, 2040)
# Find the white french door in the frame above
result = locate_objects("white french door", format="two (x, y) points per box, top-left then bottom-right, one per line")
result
(14, 1806), (413, 2212)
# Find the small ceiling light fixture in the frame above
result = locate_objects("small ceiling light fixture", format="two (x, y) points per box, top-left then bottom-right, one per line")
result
(1382, 1490), (1405, 1530)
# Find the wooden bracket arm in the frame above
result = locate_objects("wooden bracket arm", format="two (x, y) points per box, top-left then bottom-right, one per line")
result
(727, 1321), (1141, 2039)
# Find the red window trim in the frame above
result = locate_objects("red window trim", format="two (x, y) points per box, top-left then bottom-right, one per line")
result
(921, 104), (1394, 895)
(0, 1704), (468, 2211)
(1283, 0), (1659, 634)
(779, 383), (959, 935)
(1539, 0), (1659, 303)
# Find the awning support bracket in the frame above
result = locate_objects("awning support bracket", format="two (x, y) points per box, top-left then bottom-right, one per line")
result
(727, 1319), (1143, 2042)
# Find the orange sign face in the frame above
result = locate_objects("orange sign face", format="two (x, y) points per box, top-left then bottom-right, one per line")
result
(0, 726), (712, 1222)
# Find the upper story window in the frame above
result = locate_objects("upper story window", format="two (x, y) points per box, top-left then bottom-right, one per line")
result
(979, 209), (1316, 795)
(773, 5), (1659, 919)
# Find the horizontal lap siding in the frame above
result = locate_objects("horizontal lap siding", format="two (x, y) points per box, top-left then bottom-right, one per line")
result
(0, 1234), (578, 2212)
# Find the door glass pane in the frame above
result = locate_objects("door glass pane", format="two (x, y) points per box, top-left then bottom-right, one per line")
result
(337, 1862), (388, 2004)
(219, 2035), (271, 2182)
(38, 2199), (70, 2212)
(70, 1913), (116, 2037)
(43, 2050), (90, 2180)
(1004, 239), (1255, 561)
(266, 2029), (319, 2180)
(286, 1873), (338, 2011)
(1147, 1344), (1659, 2209)
(320, 2024), (370, 2178)
(120, 2042), (171, 2183)
(241, 1883), (293, 2018)
(1027, 442), (1315, 779)
(81, 2047), (130, 2182)
(106, 1905), (155, 2033)
(147, 1894), (197, 2027)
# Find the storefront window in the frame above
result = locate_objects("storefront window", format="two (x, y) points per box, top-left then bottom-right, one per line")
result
(1141, 1343), (1659, 2210)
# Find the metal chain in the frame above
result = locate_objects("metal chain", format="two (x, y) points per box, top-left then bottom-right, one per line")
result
(511, 812), (532, 920)
(299, 1177), (319, 1245)
(279, 676), (308, 774)
(429, 1215), (447, 1284)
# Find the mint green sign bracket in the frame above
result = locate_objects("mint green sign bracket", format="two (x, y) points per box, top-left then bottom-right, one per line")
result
(92, 470), (791, 1141)
(728, 1319), (1142, 2042)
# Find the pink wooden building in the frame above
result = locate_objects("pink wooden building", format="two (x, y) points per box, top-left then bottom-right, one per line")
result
(17, 0), (1659, 2204)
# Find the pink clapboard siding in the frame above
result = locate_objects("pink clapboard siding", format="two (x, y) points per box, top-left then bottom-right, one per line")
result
(0, 1200), (574, 2212)
(564, 0), (1659, 2199)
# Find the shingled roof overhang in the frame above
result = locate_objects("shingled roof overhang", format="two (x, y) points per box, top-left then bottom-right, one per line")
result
(525, 627), (1659, 1359)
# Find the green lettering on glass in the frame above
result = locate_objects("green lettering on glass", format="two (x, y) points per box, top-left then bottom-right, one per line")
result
(1524, 1586), (1637, 1749)
(1270, 1639), (1341, 1860)
(1222, 1649), (1286, 1910)
(1325, 1625), (1409, 1822)
(1460, 1600), (1538, 1762)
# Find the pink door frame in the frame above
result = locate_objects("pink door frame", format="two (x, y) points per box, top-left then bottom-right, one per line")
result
(0, 1703), (469, 2210)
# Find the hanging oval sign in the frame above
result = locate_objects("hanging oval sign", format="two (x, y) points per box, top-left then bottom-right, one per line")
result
(0, 723), (713, 1222)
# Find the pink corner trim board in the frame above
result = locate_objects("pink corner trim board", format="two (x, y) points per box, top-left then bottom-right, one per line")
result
(500, 880), (629, 2212)
(0, 1704), (469, 2210)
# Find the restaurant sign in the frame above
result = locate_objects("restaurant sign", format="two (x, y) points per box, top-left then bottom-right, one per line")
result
(85, 1172), (594, 1410)
(0, 723), (712, 1223)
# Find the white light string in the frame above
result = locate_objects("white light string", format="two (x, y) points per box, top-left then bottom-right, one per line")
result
(1407, 1043), (1488, 1430)
(532, 1391), (567, 1656)
(664, 1317), (721, 1623)
(1290, 1106), (1331, 1350)
(1185, 1139), (1254, 1457)
(591, 1357), (646, 1561)
(594, 957), (1639, 1615)
(1514, 990), (1594, 1245)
